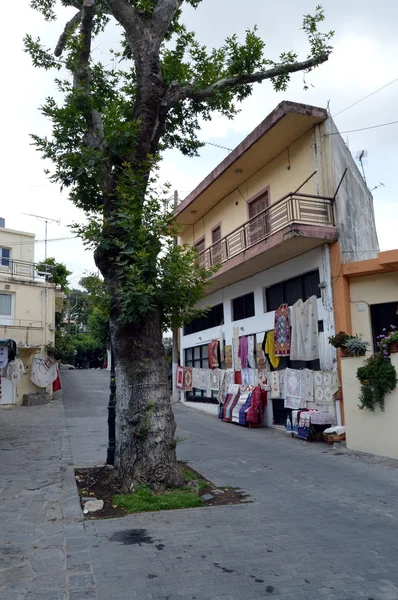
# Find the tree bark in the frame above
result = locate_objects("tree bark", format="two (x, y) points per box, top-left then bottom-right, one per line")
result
(109, 308), (183, 492)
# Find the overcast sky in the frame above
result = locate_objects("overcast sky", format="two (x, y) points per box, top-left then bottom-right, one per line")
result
(2, 0), (397, 286)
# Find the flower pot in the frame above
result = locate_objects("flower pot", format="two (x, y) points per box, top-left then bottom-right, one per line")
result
(340, 347), (350, 357)
(390, 342), (398, 353)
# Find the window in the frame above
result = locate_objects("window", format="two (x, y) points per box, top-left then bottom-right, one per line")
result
(265, 270), (321, 312)
(185, 344), (217, 402)
(184, 303), (224, 335)
(194, 237), (205, 254)
(0, 248), (10, 267)
(248, 190), (269, 245)
(211, 225), (222, 264)
(0, 294), (12, 316)
(370, 302), (398, 352)
(232, 292), (255, 321)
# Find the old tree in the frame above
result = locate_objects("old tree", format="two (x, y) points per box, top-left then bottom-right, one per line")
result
(26, 0), (333, 491)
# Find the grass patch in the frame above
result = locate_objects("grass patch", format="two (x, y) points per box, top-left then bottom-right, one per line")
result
(113, 484), (204, 513)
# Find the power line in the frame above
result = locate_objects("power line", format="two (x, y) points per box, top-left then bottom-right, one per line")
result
(326, 119), (398, 136)
(333, 77), (398, 118)
(204, 141), (233, 152)
(2, 236), (78, 246)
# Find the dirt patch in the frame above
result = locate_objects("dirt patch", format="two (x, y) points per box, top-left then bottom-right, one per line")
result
(75, 461), (249, 520)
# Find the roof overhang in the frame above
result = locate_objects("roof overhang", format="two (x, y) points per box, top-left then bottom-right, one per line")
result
(175, 101), (328, 228)
(343, 250), (398, 278)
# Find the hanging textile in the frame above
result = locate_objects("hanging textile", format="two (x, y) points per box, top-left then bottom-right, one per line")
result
(242, 368), (251, 386)
(232, 326), (241, 371)
(219, 330), (225, 363)
(265, 331), (280, 369)
(210, 369), (220, 391)
(232, 393), (249, 423)
(198, 368), (207, 391)
(238, 336), (248, 369)
(234, 371), (242, 385)
(290, 296), (319, 361)
(192, 368), (200, 390)
(313, 371), (334, 404)
(176, 366), (184, 389)
(206, 369), (212, 397)
(247, 336), (256, 368)
(224, 345), (233, 369)
(0, 346), (9, 369)
(256, 342), (266, 367)
(53, 369), (62, 392)
(217, 370), (226, 404)
(7, 359), (24, 386)
(184, 367), (193, 392)
(246, 386), (264, 425)
(223, 387), (241, 422)
(208, 340), (219, 369)
(284, 368), (303, 410)
(331, 368), (341, 395)
(250, 369), (259, 386)
(239, 392), (253, 425)
(319, 329), (336, 371)
(31, 358), (57, 389)
(301, 369), (314, 404)
(274, 304), (290, 356)
(268, 371), (281, 399)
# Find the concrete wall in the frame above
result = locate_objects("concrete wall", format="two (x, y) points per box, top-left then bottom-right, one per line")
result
(342, 353), (398, 459)
(316, 119), (379, 262)
(179, 129), (316, 247)
(0, 228), (35, 263)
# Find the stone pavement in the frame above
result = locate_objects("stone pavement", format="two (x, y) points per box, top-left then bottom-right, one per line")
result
(3, 369), (398, 600)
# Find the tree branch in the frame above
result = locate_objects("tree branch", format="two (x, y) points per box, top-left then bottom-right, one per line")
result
(54, 10), (82, 57)
(106, 0), (141, 55)
(153, 0), (184, 36)
(171, 53), (329, 105)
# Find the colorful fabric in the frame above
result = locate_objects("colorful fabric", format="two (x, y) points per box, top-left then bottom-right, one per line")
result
(53, 370), (62, 392)
(224, 345), (233, 368)
(247, 336), (256, 368)
(232, 326), (241, 371)
(274, 304), (290, 356)
(246, 386), (264, 425)
(223, 388), (241, 422)
(234, 371), (242, 385)
(265, 331), (280, 369)
(31, 357), (57, 389)
(208, 339), (219, 369)
(192, 368), (200, 390)
(184, 367), (193, 391)
(314, 371), (334, 404)
(301, 369), (314, 404)
(0, 347), (9, 369)
(290, 296), (319, 361)
(176, 366), (184, 389)
(256, 342), (266, 367)
(232, 393), (249, 423)
(238, 336), (248, 369)
(239, 392), (253, 425)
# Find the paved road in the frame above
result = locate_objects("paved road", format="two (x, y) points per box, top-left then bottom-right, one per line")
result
(64, 371), (398, 600)
(3, 369), (398, 600)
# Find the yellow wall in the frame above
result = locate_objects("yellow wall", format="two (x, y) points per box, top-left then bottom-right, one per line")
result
(0, 228), (35, 263)
(342, 354), (398, 459)
(349, 272), (398, 344)
(180, 129), (316, 247)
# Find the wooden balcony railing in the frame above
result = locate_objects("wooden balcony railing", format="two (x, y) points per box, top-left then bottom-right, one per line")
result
(198, 193), (335, 268)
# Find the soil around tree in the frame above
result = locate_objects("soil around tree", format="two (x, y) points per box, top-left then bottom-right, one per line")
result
(75, 461), (250, 519)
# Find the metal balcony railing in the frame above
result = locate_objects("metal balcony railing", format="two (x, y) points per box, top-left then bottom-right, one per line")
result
(0, 258), (54, 281)
(197, 193), (335, 268)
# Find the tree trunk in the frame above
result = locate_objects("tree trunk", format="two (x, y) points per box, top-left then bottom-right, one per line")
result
(110, 309), (183, 492)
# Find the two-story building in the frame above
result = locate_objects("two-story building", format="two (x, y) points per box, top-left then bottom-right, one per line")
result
(0, 219), (59, 405)
(174, 101), (379, 426)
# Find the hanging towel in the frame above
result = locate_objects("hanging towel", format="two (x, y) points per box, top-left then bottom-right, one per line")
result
(224, 345), (233, 368)
(265, 331), (280, 369)
(208, 339), (219, 369)
(313, 371), (334, 404)
(301, 368), (314, 404)
(268, 371), (281, 399)
(274, 304), (290, 356)
(238, 336), (248, 369)
(183, 367), (193, 392)
(31, 358), (57, 389)
(284, 368), (303, 410)
(247, 335), (256, 368)
(232, 326), (241, 371)
(290, 296), (319, 361)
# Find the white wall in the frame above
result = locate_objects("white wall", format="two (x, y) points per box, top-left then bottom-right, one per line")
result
(181, 246), (334, 353)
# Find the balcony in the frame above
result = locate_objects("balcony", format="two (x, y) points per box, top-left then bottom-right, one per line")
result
(197, 193), (338, 291)
(0, 259), (54, 282)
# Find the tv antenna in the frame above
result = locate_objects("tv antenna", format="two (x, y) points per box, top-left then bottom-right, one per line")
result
(370, 182), (385, 193)
(355, 150), (368, 186)
(22, 213), (61, 259)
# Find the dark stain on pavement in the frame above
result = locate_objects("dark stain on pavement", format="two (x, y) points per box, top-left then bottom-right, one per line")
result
(255, 579), (264, 583)
(213, 563), (235, 574)
(109, 529), (154, 546)
(156, 543), (165, 551)
(147, 573), (157, 579)
(266, 585), (274, 593)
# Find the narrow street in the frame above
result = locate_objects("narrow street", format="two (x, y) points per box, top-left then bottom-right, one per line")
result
(2, 370), (398, 600)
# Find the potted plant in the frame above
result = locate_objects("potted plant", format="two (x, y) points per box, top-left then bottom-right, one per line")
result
(341, 335), (370, 357)
(378, 326), (398, 355)
(328, 331), (350, 349)
(357, 353), (397, 411)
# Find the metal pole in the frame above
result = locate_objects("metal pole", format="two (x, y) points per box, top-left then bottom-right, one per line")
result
(45, 220), (48, 260)
(106, 345), (116, 465)
(172, 190), (180, 403)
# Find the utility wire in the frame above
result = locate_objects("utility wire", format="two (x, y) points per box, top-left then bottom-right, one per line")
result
(333, 77), (398, 117)
(326, 119), (398, 136)
(3, 236), (78, 246)
(204, 141), (233, 152)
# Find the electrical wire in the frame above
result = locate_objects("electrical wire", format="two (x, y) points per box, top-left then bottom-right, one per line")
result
(333, 77), (398, 118)
(326, 120), (398, 136)
(204, 141), (233, 152)
(2, 236), (78, 246)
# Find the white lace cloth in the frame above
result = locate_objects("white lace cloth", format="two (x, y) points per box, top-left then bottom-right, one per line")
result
(290, 296), (319, 361)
